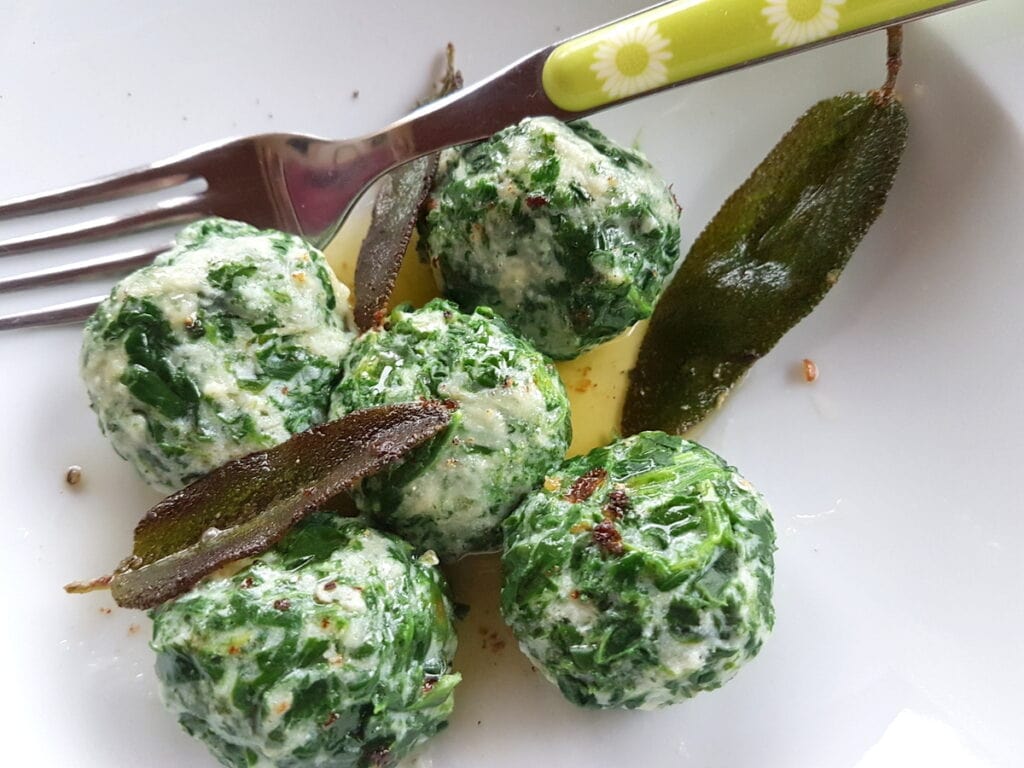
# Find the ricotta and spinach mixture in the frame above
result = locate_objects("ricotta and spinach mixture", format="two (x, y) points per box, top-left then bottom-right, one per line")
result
(501, 432), (776, 709)
(151, 514), (460, 768)
(330, 299), (572, 560)
(419, 116), (681, 359)
(81, 218), (354, 492)
(78, 114), (778, 766)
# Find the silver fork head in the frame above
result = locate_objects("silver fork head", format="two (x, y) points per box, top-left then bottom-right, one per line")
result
(0, 130), (397, 331)
(0, 134), (362, 256)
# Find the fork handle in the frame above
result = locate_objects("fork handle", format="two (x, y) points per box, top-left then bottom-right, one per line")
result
(392, 0), (975, 156)
(542, 0), (975, 112)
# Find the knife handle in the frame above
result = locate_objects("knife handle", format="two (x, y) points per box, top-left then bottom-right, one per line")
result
(542, 0), (975, 112)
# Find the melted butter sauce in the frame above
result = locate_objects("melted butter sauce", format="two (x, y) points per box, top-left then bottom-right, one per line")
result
(555, 322), (645, 457)
(324, 213), (646, 459)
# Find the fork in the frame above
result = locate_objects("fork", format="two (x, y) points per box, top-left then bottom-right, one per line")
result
(0, 0), (979, 331)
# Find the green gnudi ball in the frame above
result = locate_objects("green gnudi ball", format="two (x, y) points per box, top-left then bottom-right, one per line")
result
(151, 514), (460, 768)
(80, 217), (355, 493)
(419, 116), (681, 360)
(501, 432), (775, 709)
(330, 298), (571, 561)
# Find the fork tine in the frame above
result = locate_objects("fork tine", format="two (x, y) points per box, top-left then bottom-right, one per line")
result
(0, 245), (168, 293)
(0, 295), (103, 331)
(0, 194), (207, 257)
(0, 160), (196, 221)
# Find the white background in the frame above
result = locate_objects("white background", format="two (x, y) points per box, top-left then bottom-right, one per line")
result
(1, 1), (1022, 766)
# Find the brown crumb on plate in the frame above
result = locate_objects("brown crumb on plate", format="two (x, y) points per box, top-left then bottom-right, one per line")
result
(65, 465), (83, 485)
(802, 358), (819, 383)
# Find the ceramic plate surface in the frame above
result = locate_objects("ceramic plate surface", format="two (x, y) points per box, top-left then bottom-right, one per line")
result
(1, 1), (1022, 766)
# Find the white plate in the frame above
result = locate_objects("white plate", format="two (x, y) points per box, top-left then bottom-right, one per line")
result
(1, 1), (1022, 766)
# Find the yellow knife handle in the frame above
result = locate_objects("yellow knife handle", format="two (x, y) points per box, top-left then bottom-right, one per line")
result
(542, 0), (972, 112)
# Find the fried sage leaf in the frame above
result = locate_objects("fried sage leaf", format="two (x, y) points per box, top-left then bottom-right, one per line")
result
(94, 401), (452, 609)
(623, 90), (908, 435)
(354, 44), (463, 330)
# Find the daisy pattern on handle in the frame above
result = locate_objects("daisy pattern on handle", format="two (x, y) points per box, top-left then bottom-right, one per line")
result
(590, 21), (672, 100)
(763, 0), (846, 48)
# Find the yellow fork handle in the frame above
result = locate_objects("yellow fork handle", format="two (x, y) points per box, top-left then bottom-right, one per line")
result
(542, 0), (979, 112)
